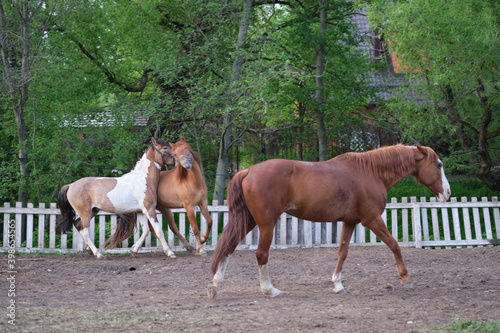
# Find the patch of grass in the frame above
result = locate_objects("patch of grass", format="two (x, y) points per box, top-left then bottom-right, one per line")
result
(434, 319), (500, 333)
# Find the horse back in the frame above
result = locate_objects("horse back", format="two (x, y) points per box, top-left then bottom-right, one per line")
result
(241, 159), (387, 224)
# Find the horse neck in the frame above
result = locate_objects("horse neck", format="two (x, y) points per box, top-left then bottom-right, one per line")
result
(127, 149), (161, 185)
(343, 147), (418, 191)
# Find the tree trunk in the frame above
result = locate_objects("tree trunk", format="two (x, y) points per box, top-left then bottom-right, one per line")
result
(213, 0), (253, 203)
(315, 0), (328, 162)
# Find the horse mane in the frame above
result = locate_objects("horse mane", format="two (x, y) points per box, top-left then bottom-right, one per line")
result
(337, 144), (435, 179)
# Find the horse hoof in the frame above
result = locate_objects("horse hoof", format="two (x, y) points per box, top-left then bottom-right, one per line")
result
(334, 288), (347, 294)
(86, 248), (93, 256)
(96, 253), (104, 259)
(185, 245), (196, 254)
(207, 285), (218, 299)
(168, 253), (177, 259)
(130, 251), (137, 258)
(196, 250), (207, 256)
(403, 282), (414, 289)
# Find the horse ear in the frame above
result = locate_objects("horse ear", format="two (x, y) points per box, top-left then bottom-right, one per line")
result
(180, 135), (186, 142)
(415, 145), (427, 161)
(151, 137), (158, 146)
(169, 142), (175, 149)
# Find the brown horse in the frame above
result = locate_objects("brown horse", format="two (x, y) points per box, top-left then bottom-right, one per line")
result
(57, 138), (174, 258)
(106, 135), (213, 256)
(207, 145), (451, 298)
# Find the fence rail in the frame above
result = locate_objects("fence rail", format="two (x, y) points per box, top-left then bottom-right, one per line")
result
(1, 197), (499, 254)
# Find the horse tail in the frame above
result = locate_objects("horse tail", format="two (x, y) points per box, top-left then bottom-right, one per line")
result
(105, 213), (137, 249)
(211, 169), (252, 275)
(57, 185), (75, 234)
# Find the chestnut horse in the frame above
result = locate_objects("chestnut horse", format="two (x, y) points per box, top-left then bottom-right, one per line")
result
(106, 135), (213, 256)
(207, 145), (451, 298)
(57, 138), (174, 258)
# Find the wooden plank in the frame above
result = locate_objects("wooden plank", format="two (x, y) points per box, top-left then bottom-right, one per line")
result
(303, 220), (313, 248)
(413, 203), (422, 249)
(450, 198), (462, 248)
(357, 223), (365, 244)
(279, 213), (287, 245)
(325, 221), (333, 245)
(402, 197), (408, 243)
(391, 198), (398, 240)
(441, 205), (451, 249)
(493, 197), (500, 239)
(291, 216), (299, 245)
(211, 200), (219, 247)
(26, 203), (34, 248)
(3, 203), (10, 248)
(38, 203), (45, 249)
(49, 203), (57, 249)
(99, 215), (106, 248)
(110, 215), (117, 239)
(471, 197), (483, 242)
(315, 221), (321, 245)
(482, 197), (493, 239)
(420, 197), (430, 248)
(461, 197), (473, 248)
(430, 197), (440, 244)
(15, 202), (22, 247)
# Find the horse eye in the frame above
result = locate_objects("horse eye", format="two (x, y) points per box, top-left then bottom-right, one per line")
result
(437, 163), (442, 168)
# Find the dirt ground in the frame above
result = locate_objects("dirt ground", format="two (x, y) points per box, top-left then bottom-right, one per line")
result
(1, 245), (499, 332)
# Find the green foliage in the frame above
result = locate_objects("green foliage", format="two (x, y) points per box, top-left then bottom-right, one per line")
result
(388, 178), (499, 201)
(366, 0), (500, 185)
(434, 319), (500, 333)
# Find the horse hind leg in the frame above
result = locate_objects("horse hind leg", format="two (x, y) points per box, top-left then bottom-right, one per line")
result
(78, 218), (103, 259)
(130, 214), (150, 256)
(198, 201), (213, 245)
(160, 207), (195, 254)
(256, 223), (282, 298)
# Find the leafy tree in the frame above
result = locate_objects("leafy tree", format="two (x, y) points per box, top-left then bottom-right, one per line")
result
(367, 0), (500, 190)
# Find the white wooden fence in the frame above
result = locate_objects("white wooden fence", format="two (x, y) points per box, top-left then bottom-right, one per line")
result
(1, 197), (499, 254)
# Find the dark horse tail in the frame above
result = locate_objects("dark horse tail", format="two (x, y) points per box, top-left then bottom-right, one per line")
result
(211, 169), (253, 275)
(105, 213), (137, 249)
(57, 184), (76, 234)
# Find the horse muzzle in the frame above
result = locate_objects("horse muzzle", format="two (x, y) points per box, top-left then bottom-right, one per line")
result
(437, 187), (451, 203)
(179, 152), (193, 169)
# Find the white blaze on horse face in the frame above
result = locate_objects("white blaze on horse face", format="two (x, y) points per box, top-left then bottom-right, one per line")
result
(438, 159), (451, 203)
(106, 153), (150, 213)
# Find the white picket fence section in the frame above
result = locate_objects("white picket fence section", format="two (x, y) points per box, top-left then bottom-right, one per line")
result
(1, 197), (499, 254)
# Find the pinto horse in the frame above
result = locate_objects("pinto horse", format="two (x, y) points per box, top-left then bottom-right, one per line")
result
(106, 135), (213, 256)
(207, 145), (451, 298)
(57, 138), (174, 258)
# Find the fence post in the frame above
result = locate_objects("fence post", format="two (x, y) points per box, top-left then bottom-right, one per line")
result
(303, 220), (313, 248)
(412, 203), (422, 249)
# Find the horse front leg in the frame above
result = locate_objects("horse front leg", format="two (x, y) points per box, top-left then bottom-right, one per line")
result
(185, 205), (206, 256)
(365, 216), (413, 289)
(332, 222), (355, 294)
(144, 210), (176, 258)
(198, 201), (213, 244)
